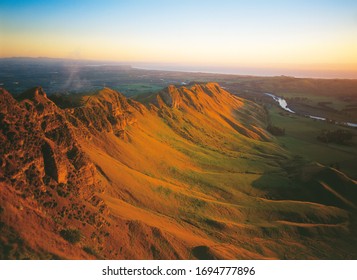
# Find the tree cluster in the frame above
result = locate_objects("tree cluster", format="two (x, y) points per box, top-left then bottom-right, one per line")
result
(317, 129), (354, 145)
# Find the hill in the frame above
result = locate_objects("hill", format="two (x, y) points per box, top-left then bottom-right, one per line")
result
(0, 83), (356, 259)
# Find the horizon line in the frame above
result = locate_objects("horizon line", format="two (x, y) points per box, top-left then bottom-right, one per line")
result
(1, 56), (357, 80)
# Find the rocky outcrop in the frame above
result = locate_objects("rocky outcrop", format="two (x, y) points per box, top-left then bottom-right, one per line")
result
(71, 88), (143, 139)
(0, 86), (113, 259)
(41, 140), (67, 183)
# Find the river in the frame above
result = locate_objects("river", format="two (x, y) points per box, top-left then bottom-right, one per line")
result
(264, 93), (357, 128)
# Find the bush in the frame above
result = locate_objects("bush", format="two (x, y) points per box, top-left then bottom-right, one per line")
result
(267, 124), (285, 136)
(83, 246), (101, 258)
(60, 229), (81, 244)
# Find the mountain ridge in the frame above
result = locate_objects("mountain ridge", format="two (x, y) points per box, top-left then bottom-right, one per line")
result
(1, 84), (356, 259)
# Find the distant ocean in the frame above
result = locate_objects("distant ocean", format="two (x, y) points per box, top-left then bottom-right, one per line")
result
(132, 63), (357, 79)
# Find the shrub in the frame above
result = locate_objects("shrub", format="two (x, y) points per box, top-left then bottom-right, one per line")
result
(60, 229), (81, 244)
(83, 246), (101, 258)
(267, 124), (285, 136)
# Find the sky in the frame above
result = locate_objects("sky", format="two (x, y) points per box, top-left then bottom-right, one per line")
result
(1, 0), (357, 77)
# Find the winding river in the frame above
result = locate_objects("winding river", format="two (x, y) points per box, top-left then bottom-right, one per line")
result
(264, 93), (357, 128)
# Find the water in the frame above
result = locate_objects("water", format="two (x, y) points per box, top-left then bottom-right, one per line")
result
(309, 116), (326, 121)
(345, 122), (357, 128)
(264, 93), (357, 128)
(264, 93), (295, 113)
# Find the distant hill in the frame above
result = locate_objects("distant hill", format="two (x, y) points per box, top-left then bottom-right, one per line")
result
(1, 83), (356, 259)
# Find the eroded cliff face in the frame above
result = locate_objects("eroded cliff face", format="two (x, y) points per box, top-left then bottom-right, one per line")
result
(70, 87), (143, 139)
(0, 87), (111, 259)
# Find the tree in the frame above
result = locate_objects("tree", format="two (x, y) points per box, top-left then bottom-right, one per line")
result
(267, 124), (285, 136)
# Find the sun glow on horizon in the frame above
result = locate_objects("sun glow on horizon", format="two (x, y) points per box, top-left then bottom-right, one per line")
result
(1, 0), (357, 78)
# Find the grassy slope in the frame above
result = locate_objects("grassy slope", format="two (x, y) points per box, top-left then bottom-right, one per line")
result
(77, 85), (357, 259)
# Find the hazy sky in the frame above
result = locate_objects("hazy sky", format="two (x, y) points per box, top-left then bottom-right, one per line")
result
(1, 0), (357, 77)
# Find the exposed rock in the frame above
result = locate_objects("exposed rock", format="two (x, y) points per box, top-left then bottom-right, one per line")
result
(72, 88), (141, 138)
(41, 140), (67, 183)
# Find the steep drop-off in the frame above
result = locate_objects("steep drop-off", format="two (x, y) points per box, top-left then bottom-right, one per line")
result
(0, 83), (356, 259)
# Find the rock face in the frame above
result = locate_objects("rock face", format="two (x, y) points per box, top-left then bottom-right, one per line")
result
(0, 87), (111, 259)
(1, 87), (91, 187)
(41, 140), (68, 183)
(1, 84), (356, 260)
(71, 87), (141, 139)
